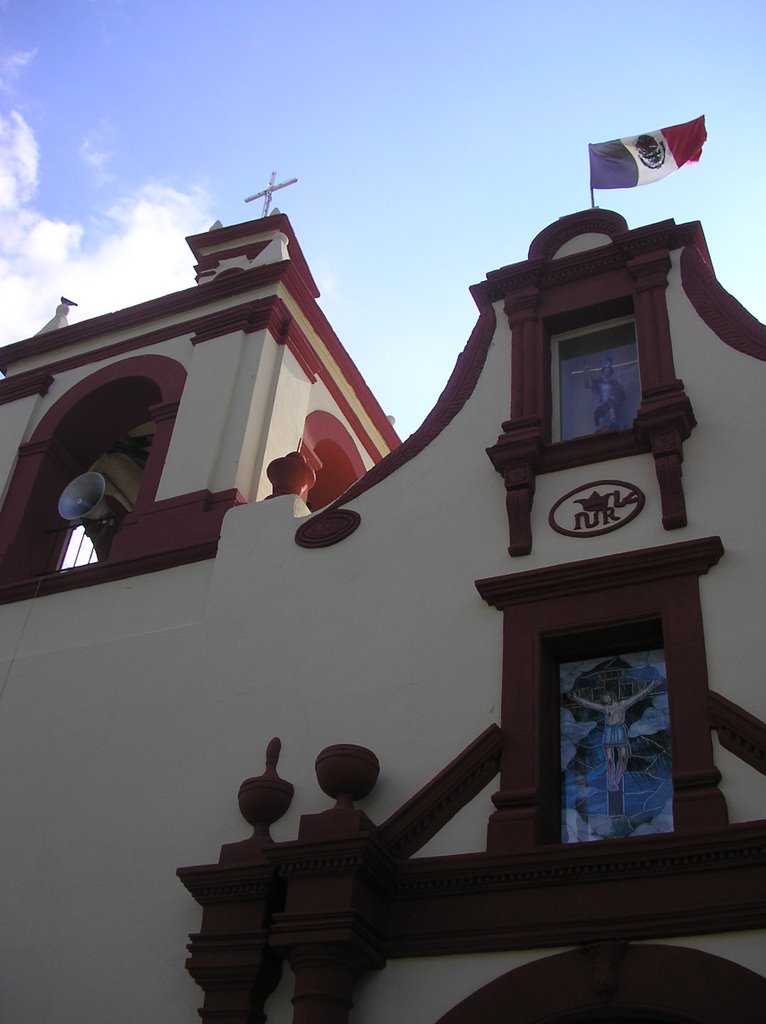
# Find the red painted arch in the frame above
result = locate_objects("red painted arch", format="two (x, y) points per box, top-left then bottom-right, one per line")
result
(302, 410), (366, 511)
(433, 944), (766, 1024)
(0, 355), (187, 584)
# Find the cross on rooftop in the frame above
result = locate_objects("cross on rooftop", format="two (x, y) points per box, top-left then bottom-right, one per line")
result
(244, 171), (298, 217)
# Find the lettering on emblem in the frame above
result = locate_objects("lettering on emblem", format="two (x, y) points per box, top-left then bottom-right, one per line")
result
(549, 480), (645, 538)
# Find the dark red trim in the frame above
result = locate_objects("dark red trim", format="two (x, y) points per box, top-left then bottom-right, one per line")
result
(527, 208), (628, 260)
(0, 261), (292, 373)
(186, 213), (320, 298)
(377, 725), (503, 859)
(681, 243), (766, 360)
(178, 718), (766, 1019)
(276, 313), (322, 382)
(294, 304), (497, 546)
(710, 690), (766, 775)
(193, 238), (270, 280)
(0, 485), (244, 605)
(433, 943), (766, 1023)
(0, 539), (219, 605)
(476, 536), (723, 607)
(0, 216), (398, 454)
(484, 212), (702, 554)
(0, 370), (53, 404)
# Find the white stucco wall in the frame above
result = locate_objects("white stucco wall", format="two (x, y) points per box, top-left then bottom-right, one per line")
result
(0, 226), (764, 1022)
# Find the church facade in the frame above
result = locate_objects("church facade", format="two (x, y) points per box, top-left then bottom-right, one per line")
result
(0, 209), (764, 1022)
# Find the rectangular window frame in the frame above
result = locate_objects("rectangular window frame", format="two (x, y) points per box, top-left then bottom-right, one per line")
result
(475, 537), (728, 852)
(550, 315), (640, 444)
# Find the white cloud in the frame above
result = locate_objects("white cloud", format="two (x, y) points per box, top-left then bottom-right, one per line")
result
(0, 110), (38, 208)
(79, 119), (116, 185)
(0, 49), (37, 92)
(0, 111), (214, 352)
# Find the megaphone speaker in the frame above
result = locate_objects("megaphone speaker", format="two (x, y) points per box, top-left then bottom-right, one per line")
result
(58, 472), (114, 522)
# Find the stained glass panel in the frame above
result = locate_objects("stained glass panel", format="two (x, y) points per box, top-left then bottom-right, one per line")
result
(560, 649), (673, 843)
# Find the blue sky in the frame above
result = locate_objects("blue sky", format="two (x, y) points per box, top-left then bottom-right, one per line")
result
(1, 0), (764, 438)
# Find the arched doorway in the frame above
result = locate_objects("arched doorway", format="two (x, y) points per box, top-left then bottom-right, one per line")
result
(432, 944), (766, 1024)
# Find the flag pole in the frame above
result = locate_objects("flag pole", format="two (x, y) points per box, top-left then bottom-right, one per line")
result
(590, 183), (595, 209)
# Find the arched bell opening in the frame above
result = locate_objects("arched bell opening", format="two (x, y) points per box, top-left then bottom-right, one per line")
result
(0, 355), (186, 585)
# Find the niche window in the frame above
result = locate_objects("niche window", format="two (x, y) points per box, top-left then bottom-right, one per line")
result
(560, 647), (672, 843)
(552, 317), (640, 442)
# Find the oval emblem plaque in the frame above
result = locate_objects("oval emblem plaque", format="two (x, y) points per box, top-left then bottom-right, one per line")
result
(549, 479), (645, 538)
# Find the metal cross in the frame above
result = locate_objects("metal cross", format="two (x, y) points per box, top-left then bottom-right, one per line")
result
(244, 171), (298, 217)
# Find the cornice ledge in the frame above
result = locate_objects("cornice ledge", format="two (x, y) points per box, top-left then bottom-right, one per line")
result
(475, 535), (724, 608)
(0, 539), (220, 606)
(0, 261), (292, 373)
(0, 370), (54, 404)
(268, 908), (386, 968)
(265, 832), (395, 890)
(377, 725), (504, 859)
(709, 690), (766, 775)
(681, 244), (766, 361)
(391, 821), (766, 897)
(176, 861), (277, 905)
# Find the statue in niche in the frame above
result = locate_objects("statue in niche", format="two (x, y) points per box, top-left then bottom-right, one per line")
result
(584, 357), (626, 431)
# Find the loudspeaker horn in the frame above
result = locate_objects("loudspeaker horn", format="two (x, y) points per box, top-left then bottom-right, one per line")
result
(57, 472), (114, 522)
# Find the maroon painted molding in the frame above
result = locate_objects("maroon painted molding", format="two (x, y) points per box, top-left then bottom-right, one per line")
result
(476, 537), (727, 851)
(377, 724), (503, 859)
(275, 312), (323, 382)
(1, 216), (398, 457)
(433, 943), (766, 1023)
(294, 304), (497, 546)
(384, 821), (766, 956)
(193, 238), (271, 281)
(186, 213), (320, 299)
(178, 738), (294, 1023)
(482, 211), (703, 554)
(710, 690), (766, 775)
(0, 370), (53, 405)
(178, 720), (766, 1017)
(0, 262), (295, 373)
(0, 538), (219, 606)
(527, 208), (629, 260)
(478, 216), (707, 308)
(681, 242), (766, 360)
(265, 748), (389, 1024)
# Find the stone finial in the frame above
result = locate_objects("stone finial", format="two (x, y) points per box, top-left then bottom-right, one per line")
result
(266, 450), (316, 501)
(35, 297), (78, 335)
(315, 744), (380, 810)
(237, 737), (295, 844)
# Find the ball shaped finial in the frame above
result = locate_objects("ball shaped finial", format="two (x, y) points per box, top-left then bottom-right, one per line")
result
(315, 744), (380, 809)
